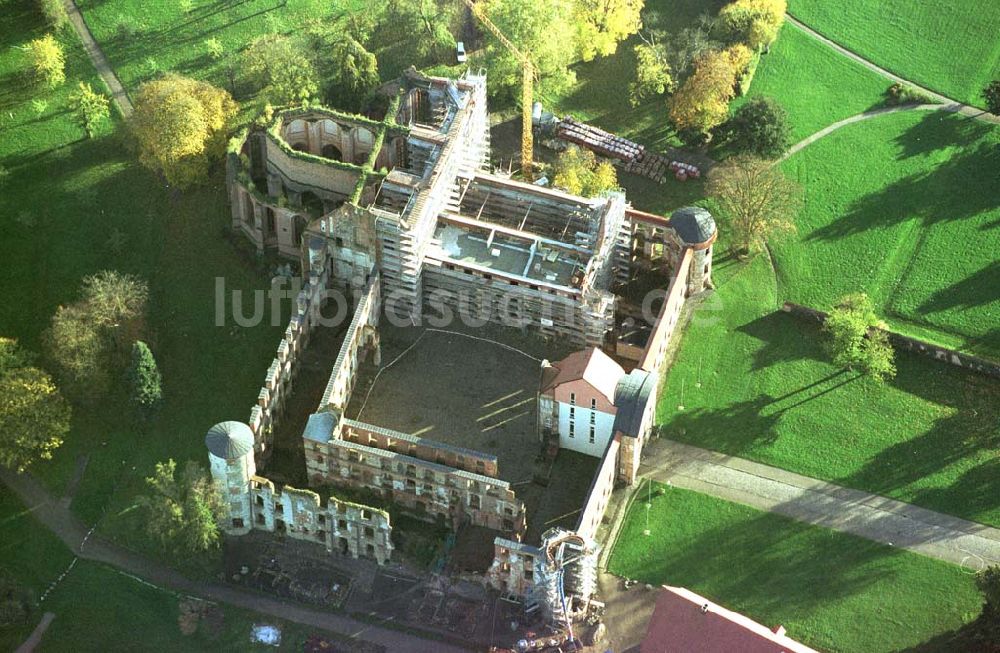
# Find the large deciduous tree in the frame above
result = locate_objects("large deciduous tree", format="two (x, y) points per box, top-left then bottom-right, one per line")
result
(45, 271), (150, 402)
(130, 75), (237, 187)
(629, 40), (674, 107)
(718, 0), (786, 51)
(669, 44), (751, 135)
(242, 34), (319, 106)
(481, 0), (577, 99)
(823, 293), (896, 383)
(553, 145), (618, 197)
(722, 95), (791, 158)
(575, 0), (644, 61)
(707, 154), (800, 255)
(138, 459), (225, 553)
(0, 338), (70, 472)
(27, 34), (65, 88)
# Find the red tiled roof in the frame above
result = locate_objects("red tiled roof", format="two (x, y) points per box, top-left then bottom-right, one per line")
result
(640, 586), (819, 653)
(539, 348), (625, 404)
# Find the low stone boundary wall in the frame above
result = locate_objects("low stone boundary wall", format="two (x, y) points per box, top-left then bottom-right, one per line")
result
(781, 302), (1000, 379)
(319, 271), (381, 412)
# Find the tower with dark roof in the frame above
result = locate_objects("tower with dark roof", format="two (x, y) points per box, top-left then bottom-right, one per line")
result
(206, 421), (257, 535)
(670, 206), (717, 292)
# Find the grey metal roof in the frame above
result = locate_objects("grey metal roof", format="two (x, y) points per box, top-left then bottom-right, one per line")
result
(613, 369), (656, 437)
(670, 206), (716, 245)
(303, 411), (339, 444)
(205, 421), (254, 459)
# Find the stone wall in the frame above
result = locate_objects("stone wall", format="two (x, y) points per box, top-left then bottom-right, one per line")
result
(638, 248), (692, 373)
(247, 477), (392, 564)
(247, 263), (332, 456)
(781, 302), (1000, 379)
(318, 271), (381, 413)
(575, 438), (620, 541)
(302, 433), (526, 535)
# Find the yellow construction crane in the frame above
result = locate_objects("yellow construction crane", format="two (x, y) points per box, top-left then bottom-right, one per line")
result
(460, 0), (534, 180)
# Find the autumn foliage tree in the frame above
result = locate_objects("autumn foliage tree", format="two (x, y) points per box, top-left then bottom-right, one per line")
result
(718, 0), (786, 51)
(553, 145), (618, 197)
(707, 154), (800, 255)
(629, 40), (674, 106)
(26, 34), (65, 88)
(669, 44), (751, 135)
(69, 82), (111, 138)
(130, 75), (237, 187)
(0, 338), (70, 472)
(575, 0), (644, 61)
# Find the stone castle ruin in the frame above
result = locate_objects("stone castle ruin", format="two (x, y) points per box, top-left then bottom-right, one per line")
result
(207, 68), (716, 627)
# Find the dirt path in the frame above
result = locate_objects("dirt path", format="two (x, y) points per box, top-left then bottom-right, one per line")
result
(15, 612), (55, 653)
(641, 439), (1000, 569)
(0, 468), (468, 653)
(62, 0), (133, 118)
(785, 15), (1000, 126)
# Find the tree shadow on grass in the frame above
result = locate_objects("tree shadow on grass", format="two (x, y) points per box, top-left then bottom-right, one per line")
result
(836, 353), (1000, 524)
(893, 110), (993, 160)
(630, 495), (898, 622)
(916, 261), (1000, 317)
(736, 310), (828, 371)
(663, 395), (782, 453)
(805, 138), (999, 242)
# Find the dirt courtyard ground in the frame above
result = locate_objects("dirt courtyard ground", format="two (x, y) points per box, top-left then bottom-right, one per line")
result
(347, 322), (572, 483)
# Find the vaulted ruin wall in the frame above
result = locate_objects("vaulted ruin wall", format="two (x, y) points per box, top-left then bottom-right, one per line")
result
(638, 248), (693, 373)
(318, 271), (381, 413)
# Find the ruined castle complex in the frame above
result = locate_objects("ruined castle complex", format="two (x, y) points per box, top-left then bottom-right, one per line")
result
(206, 68), (716, 625)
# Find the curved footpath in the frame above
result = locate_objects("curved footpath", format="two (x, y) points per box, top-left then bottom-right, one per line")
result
(785, 15), (1000, 126)
(640, 440), (1000, 569)
(63, 0), (133, 117)
(0, 468), (467, 653)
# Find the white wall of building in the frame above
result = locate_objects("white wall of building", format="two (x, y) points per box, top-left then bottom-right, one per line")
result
(557, 402), (616, 457)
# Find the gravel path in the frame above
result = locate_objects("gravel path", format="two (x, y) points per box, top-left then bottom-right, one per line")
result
(62, 0), (133, 118)
(0, 468), (467, 653)
(640, 439), (1000, 569)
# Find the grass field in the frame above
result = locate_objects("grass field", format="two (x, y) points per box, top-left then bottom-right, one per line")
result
(777, 110), (1000, 359)
(0, 489), (333, 652)
(659, 228), (1000, 527)
(789, 0), (1000, 107)
(0, 1), (285, 537)
(732, 22), (891, 142)
(608, 483), (983, 653)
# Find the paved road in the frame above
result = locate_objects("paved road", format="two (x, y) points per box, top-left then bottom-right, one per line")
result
(0, 469), (467, 653)
(785, 15), (1000, 126)
(15, 612), (55, 653)
(62, 0), (133, 118)
(641, 440), (1000, 569)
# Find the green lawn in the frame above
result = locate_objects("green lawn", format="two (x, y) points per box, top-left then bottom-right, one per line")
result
(0, 1), (285, 533)
(789, 0), (1000, 107)
(777, 110), (1000, 359)
(660, 227), (1000, 527)
(608, 484), (983, 653)
(0, 488), (334, 652)
(733, 22), (891, 142)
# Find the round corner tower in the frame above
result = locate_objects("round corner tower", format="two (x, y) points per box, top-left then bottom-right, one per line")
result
(670, 206), (717, 293)
(205, 420), (256, 535)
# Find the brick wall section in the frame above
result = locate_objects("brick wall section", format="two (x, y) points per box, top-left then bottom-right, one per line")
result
(781, 302), (1000, 379)
(303, 433), (526, 536)
(575, 438), (620, 541)
(247, 265), (332, 455)
(639, 248), (693, 373)
(248, 477), (392, 564)
(319, 272), (381, 412)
